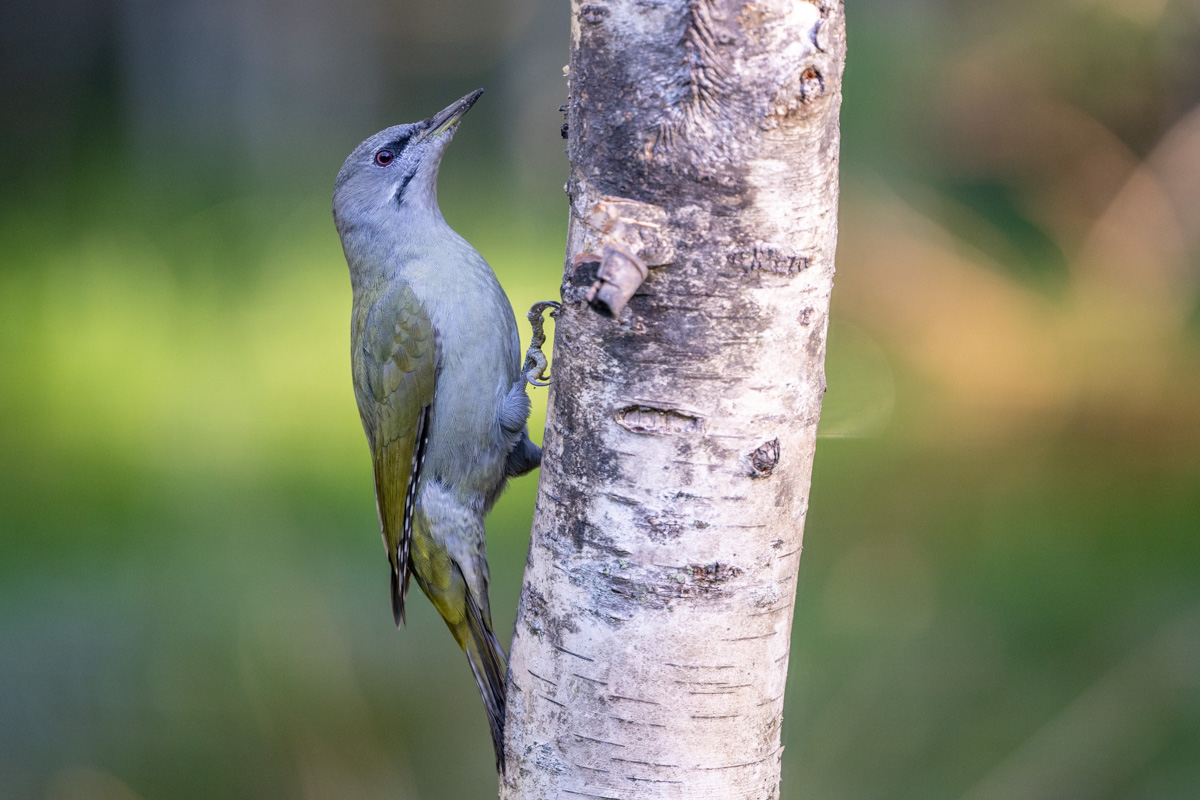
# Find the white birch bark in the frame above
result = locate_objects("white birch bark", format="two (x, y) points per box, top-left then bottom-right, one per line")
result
(502, 2), (845, 798)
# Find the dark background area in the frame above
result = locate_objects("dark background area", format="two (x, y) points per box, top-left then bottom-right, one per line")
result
(2, 1), (1199, 798)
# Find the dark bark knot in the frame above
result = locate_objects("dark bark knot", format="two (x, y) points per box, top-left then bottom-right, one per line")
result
(750, 438), (781, 478)
(616, 406), (704, 436)
(800, 67), (825, 101)
(579, 4), (608, 25)
(766, 65), (829, 126)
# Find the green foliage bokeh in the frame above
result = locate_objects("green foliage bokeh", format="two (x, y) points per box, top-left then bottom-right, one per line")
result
(2, 2), (1200, 798)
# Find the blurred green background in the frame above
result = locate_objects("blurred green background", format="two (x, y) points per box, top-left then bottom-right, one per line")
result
(2, 1), (1199, 798)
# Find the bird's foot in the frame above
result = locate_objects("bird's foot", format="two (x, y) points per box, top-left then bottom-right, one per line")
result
(522, 301), (560, 387)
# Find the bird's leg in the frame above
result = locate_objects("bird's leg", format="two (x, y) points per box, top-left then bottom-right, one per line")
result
(504, 432), (542, 477)
(522, 301), (560, 387)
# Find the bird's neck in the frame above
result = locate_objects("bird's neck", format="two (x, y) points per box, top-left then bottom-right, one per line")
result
(344, 197), (459, 293)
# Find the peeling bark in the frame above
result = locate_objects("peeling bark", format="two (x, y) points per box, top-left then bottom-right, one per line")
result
(502, 2), (845, 798)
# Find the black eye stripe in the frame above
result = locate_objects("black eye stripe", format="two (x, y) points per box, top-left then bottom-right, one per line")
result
(369, 134), (414, 167)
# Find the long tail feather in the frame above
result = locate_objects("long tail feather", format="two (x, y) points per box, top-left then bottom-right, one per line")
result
(389, 560), (405, 627)
(462, 591), (508, 773)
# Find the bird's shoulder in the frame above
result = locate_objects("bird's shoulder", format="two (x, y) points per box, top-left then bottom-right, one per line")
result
(359, 282), (438, 408)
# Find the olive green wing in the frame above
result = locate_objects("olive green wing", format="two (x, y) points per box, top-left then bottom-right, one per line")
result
(359, 285), (438, 626)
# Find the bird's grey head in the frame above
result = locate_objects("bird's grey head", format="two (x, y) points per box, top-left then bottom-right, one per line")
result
(332, 89), (482, 240)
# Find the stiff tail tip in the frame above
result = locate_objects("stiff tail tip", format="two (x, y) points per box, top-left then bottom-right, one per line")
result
(464, 593), (508, 773)
(390, 561), (406, 627)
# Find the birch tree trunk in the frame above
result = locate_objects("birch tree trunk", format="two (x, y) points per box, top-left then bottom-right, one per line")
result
(502, 2), (845, 798)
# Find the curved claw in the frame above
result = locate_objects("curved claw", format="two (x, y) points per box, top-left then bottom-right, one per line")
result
(522, 301), (560, 387)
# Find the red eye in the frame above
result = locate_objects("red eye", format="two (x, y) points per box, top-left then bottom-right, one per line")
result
(375, 150), (394, 166)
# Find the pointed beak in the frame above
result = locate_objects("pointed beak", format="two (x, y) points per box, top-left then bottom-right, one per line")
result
(426, 89), (484, 137)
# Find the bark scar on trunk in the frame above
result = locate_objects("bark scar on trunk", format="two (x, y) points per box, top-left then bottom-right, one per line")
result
(653, 0), (731, 154)
(615, 406), (704, 435)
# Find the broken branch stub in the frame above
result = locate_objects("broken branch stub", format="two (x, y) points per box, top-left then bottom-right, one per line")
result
(585, 242), (649, 317)
(579, 195), (673, 317)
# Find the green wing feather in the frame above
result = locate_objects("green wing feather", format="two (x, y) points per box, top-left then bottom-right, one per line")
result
(357, 284), (438, 626)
